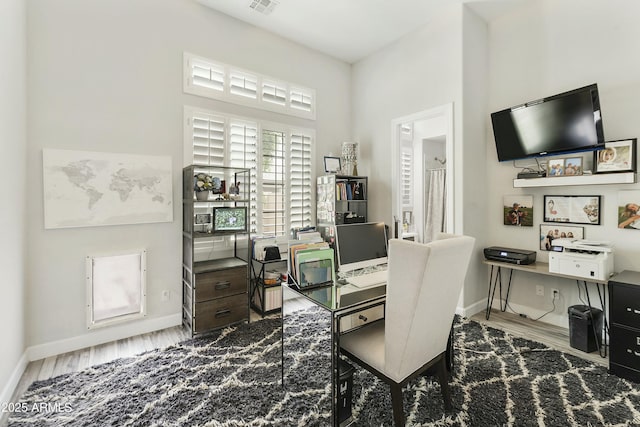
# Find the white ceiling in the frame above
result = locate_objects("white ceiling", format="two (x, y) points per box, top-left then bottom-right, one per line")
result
(196, 0), (526, 64)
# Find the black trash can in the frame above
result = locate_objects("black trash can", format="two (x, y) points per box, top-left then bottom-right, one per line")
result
(568, 305), (603, 353)
(338, 360), (354, 424)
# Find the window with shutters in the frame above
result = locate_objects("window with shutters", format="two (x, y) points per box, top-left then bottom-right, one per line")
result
(401, 149), (413, 208)
(184, 52), (315, 120)
(185, 107), (314, 236)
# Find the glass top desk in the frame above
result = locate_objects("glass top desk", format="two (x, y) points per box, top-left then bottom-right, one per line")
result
(281, 281), (386, 426)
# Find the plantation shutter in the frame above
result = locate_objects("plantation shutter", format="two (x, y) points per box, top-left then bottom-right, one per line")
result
(190, 58), (224, 92)
(230, 120), (258, 233)
(191, 113), (226, 166)
(262, 80), (287, 106)
(290, 88), (313, 113)
(229, 70), (258, 99)
(290, 131), (312, 230)
(401, 149), (413, 207)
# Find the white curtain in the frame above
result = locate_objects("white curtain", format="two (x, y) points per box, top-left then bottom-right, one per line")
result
(424, 169), (446, 243)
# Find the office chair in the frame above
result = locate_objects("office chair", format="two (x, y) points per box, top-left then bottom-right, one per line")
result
(339, 233), (475, 426)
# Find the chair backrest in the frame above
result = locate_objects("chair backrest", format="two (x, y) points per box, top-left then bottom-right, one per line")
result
(384, 233), (475, 381)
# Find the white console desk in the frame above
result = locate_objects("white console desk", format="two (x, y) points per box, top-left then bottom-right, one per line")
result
(483, 259), (609, 357)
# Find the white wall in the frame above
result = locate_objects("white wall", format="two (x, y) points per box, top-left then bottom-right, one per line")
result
(0, 0), (27, 402)
(352, 5), (492, 315)
(461, 7), (490, 308)
(26, 0), (350, 351)
(486, 0), (640, 326)
(352, 5), (462, 226)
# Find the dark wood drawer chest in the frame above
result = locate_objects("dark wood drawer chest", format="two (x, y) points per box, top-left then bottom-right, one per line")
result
(609, 270), (640, 382)
(183, 259), (248, 335)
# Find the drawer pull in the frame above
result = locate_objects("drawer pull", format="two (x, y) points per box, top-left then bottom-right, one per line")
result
(215, 281), (231, 290)
(215, 309), (231, 318)
(358, 314), (368, 322)
(634, 350), (640, 357)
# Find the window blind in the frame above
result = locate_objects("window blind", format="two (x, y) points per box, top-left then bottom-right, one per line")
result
(401, 150), (413, 207)
(290, 131), (312, 230)
(191, 113), (226, 166)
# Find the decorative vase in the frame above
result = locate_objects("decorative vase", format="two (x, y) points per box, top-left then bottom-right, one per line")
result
(341, 141), (359, 176)
(195, 191), (209, 201)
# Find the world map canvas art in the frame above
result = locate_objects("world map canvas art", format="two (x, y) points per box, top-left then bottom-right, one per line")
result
(43, 149), (173, 229)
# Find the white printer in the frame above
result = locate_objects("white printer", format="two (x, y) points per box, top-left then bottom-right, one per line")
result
(548, 239), (614, 281)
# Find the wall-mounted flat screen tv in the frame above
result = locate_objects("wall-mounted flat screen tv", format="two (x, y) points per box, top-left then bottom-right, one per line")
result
(212, 207), (247, 233)
(491, 84), (605, 162)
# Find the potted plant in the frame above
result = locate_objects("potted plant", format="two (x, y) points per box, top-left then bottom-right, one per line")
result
(194, 173), (214, 201)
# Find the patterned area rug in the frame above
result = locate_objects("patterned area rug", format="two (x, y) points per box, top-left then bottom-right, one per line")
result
(8, 316), (640, 426)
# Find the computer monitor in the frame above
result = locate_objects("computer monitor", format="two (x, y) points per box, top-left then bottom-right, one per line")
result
(335, 222), (388, 273)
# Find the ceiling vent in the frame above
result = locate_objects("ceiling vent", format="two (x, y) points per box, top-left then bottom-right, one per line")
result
(249, 0), (279, 15)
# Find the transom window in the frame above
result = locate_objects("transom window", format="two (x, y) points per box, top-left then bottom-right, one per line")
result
(184, 52), (316, 120)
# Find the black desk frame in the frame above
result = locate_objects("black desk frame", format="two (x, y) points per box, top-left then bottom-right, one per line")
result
(484, 259), (608, 358)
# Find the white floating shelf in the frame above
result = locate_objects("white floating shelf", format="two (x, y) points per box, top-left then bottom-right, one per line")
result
(513, 172), (636, 188)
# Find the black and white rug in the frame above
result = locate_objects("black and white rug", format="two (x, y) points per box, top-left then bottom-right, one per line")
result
(8, 316), (640, 426)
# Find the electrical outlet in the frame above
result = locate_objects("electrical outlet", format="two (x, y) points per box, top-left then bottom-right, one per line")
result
(551, 288), (559, 300)
(161, 290), (170, 301)
(535, 285), (544, 297)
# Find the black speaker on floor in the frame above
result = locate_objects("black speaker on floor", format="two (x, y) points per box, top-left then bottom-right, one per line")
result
(338, 360), (354, 424)
(568, 305), (603, 353)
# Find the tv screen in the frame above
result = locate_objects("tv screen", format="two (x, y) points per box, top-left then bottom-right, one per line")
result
(212, 207), (247, 233)
(491, 84), (605, 162)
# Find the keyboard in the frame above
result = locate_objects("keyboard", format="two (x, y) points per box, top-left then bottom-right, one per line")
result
(346, 270), (388, 288)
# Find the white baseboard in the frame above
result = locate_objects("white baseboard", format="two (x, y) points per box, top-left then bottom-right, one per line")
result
(457, 299), (487, 319)
(26, 313), (182, 362)
(1, 351), (28, 404)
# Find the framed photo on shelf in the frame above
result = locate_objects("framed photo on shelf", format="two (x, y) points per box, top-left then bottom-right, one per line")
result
(594, 139), (637, 174)
(544, 195), (601, 225)
(547, 158), (565, 176)
(539, 224), (584, 251)
(194, 213), (212, 225)
(323, 156), (341, 173)
(563, 156), (583, 176)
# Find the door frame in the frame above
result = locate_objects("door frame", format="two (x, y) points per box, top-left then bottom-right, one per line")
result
(390, 103), (455, 240)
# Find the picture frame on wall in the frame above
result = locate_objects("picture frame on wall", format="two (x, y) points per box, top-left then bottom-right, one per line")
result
(544, 195), (601, 225)
(323, 156), (341, 173)
(539, 224), (584, 251)
(617, 190), (640, 230)
(503, 194), (533, 226)
(594, 138), (637, 174)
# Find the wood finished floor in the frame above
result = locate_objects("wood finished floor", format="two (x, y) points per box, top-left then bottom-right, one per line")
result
(470, 309), (608, 367)
(3, 308), (606, 426)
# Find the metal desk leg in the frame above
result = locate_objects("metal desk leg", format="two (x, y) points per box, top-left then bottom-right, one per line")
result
(486, 265), (514, 320)
(581, 280), (607, 358)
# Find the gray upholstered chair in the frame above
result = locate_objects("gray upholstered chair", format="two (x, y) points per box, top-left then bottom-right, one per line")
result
(339, 233), (475, 426)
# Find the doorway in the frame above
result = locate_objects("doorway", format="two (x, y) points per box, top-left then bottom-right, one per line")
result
(390, 104), (454, 243)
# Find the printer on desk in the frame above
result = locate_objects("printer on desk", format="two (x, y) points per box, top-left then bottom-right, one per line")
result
(548, 239), (614, 281)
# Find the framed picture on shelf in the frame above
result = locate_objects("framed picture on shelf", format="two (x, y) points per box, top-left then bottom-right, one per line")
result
(194, 213), (212, 225)
(539, 224), (584, 251)
(563, 156), (583, 176)
(323, 156), (341, 173)
(594, 139), (637, 173)
(544, 195), (601, 225)
(547, 158), (565, 176)
(617, 190), (640, 230)
(503, 194), (533, 227)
